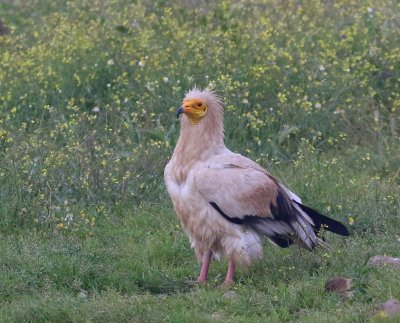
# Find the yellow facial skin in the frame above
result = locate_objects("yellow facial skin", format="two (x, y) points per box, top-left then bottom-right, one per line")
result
(182, 99), (208, 125)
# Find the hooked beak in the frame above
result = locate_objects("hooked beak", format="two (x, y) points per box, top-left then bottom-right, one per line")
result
(176, 106), (184, 119)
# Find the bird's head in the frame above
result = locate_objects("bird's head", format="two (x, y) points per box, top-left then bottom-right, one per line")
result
(176, 98), (208, 125)
(176, 88), (222, 125)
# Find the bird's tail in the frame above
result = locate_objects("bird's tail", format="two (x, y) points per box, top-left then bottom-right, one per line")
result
(294, 201), (350, 237)
(289, 201), (350, 250)
(249, 190), (350, 251)
(210, 186), (350, 251)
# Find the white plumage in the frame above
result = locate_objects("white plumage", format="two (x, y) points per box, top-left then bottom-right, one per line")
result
(164, 88), (349, 284)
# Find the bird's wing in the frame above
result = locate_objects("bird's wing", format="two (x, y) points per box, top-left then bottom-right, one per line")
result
(194, 153), (320, 249)
(195, 160), (278, 219)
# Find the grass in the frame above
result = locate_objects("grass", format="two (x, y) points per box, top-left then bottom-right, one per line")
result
(1, 0), (400, 321)
(1, 151), (399, 322)
(0, 200), (398, 322)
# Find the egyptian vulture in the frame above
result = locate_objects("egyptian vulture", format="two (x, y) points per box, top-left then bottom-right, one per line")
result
(164, 88), (349, 285)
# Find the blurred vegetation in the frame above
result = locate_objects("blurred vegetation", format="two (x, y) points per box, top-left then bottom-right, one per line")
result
(1, 0), (399, 233)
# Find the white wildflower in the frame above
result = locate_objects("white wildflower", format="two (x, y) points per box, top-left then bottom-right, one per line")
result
(334, 108), (345, 115)
(132, 20), (140, 28)
(145, 82), (154, 92)
(65, 213), (73, 224)
(206, 81), (216, 90)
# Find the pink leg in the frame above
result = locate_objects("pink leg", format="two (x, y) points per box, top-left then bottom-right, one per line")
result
(197, 251), (212, 283)
(224, 259), (236, 285)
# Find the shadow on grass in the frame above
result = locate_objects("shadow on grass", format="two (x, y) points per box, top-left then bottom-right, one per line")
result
(135, 277), (193, 295)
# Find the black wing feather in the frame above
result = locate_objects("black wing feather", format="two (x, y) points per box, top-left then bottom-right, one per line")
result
(210, 195), (297, 249)
(294, 201), (350, 236)
(210, 189), (350, 251)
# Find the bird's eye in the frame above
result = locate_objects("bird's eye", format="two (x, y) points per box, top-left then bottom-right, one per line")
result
(197, 103), (202, 107)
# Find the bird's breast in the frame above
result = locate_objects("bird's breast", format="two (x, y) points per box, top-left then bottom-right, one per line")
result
(165, 162), (193, 204)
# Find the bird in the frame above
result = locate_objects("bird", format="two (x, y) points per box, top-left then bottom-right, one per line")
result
(164, 88), (349, 285)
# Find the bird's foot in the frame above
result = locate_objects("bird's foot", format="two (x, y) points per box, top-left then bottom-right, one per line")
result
(197, 276), (208, 284)
(223, 278), (233, 286)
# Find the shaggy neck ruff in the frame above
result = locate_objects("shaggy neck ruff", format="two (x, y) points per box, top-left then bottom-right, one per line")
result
(173, 89), (226, 167)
